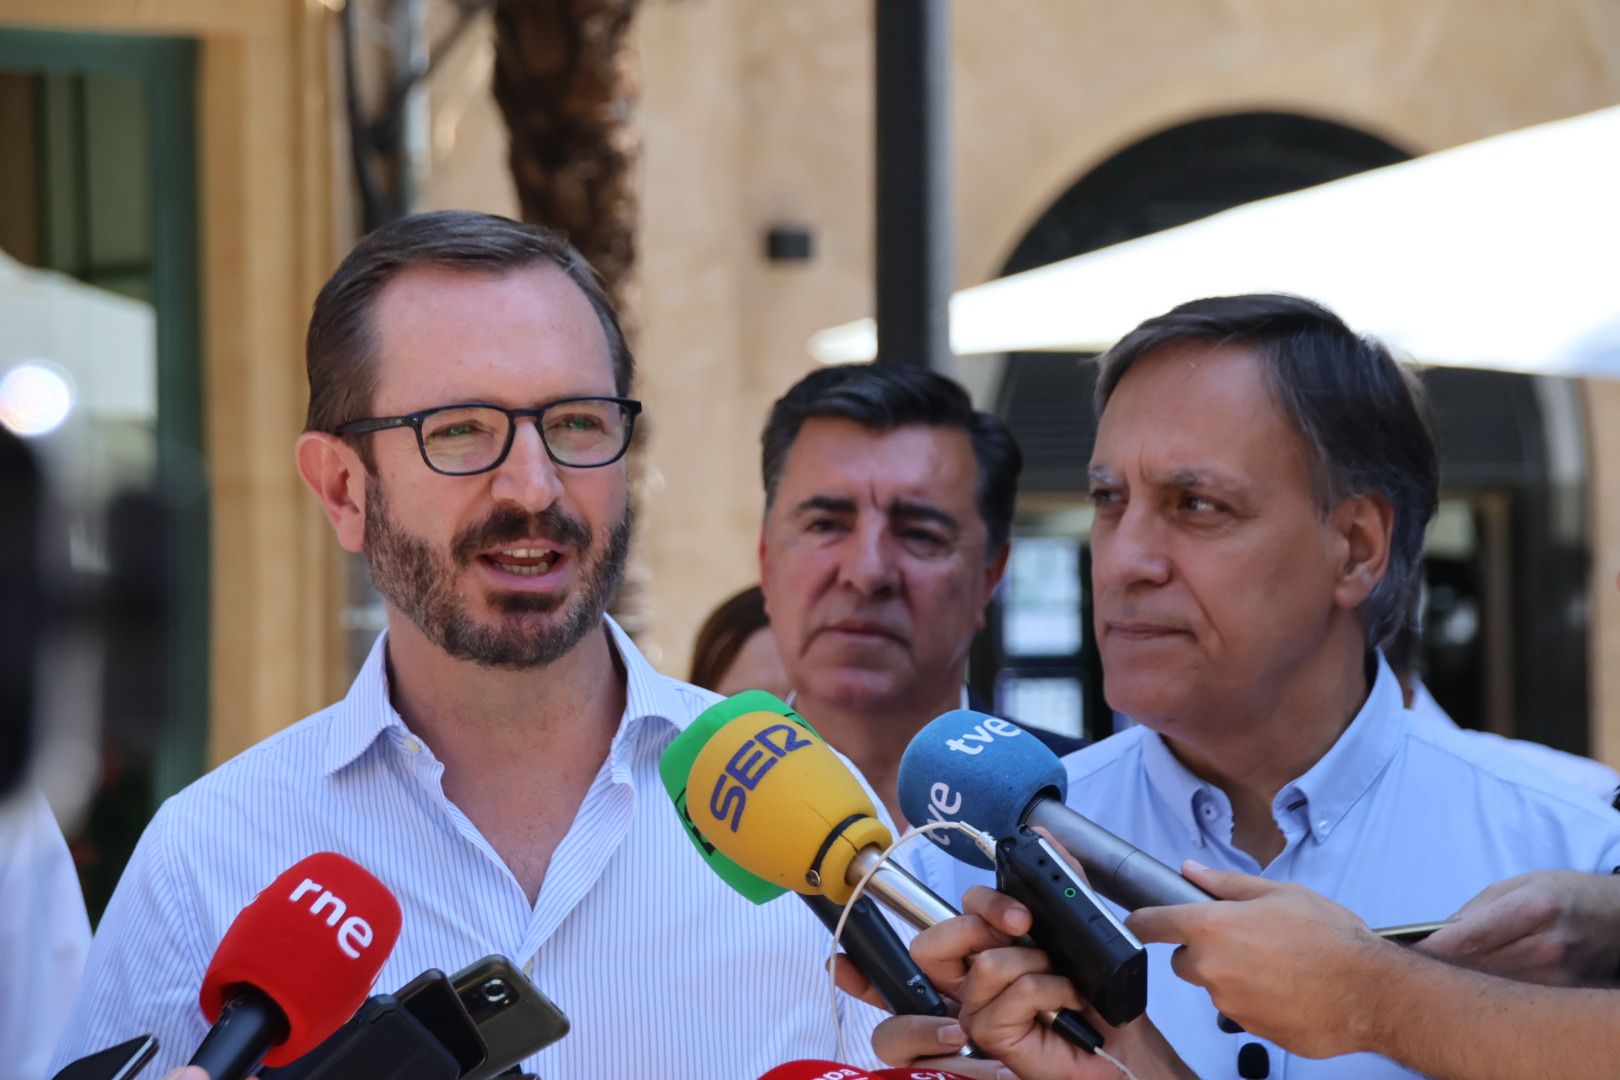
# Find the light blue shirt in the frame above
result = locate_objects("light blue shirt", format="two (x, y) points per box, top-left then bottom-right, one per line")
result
(51, 619), (881, 1078)
(1061, 655), (1620, 1080)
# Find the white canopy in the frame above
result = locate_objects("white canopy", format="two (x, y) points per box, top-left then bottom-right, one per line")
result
(810, 105), (1620, 377)
(0, 246), (156, 420)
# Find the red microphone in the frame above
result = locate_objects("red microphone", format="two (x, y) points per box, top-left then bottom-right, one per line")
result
(756, 1063), (878, 1080)
(190, 852), (402, 1078)
(872, 1069), (977, 1080)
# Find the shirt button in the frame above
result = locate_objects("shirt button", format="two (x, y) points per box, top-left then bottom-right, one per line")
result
(1201, 804), (1218, 819)
(1317, 819), (1331, 833)
(403, 737), (422, 754)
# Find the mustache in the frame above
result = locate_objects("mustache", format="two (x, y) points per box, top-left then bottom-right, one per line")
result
(451, 505), (593, 565)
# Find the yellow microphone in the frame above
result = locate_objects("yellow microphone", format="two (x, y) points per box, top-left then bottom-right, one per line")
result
(685, 710), (956, 926)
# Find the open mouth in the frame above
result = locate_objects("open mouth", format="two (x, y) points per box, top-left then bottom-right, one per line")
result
(480, 547), (564, 577)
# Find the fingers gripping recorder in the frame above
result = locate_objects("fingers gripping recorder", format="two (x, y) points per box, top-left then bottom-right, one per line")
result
(663, 693), (1103, 1054)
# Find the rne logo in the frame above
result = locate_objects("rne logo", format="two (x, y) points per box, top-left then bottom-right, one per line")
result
(288, 878), (375, 959)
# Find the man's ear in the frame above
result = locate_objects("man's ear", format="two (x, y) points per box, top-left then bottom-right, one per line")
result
(1331, 493), (1395, 611)
(296, 432), (369, 553)
(976, 541), (1012, 630)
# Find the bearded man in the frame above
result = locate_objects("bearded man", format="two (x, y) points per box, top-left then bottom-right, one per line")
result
(50, 212), (880, 1078)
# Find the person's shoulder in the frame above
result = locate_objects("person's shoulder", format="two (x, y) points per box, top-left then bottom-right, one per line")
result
(156, 702), (350, 821)
(1060, 725), (1146, 782)
(1403, 719), (1620, 823)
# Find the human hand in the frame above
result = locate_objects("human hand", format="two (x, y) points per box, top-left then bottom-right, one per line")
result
(1417, 869), (1620, 985)
(1127, 861), (1396, 1059)
(832, 953), (1005, 1080)
(897, 886), (1191, 1080)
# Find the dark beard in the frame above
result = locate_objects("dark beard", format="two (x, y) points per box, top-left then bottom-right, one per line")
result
(364, 480), (632, 669)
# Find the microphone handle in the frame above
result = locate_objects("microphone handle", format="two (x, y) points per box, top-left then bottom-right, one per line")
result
(846, 847), (961, 930)
(1025, 800), (1213, 909)
(800, 894), (950, 1017)
(189, 986), (290, 1080)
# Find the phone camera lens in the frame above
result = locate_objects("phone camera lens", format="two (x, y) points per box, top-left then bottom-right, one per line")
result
(482, 978), (514, 1006)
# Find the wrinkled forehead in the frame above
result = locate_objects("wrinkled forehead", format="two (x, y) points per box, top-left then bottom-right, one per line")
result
(369, 263), (614, 409)
(1092, 342), (1316, 493)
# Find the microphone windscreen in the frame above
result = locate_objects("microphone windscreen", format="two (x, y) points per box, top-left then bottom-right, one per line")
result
(756, 1061), (877, 1079)
(898, 710), (1068, 868)
(685, 709), (891, 904)
(659, 690), (799, 904)
(199, 853), (402, 1066)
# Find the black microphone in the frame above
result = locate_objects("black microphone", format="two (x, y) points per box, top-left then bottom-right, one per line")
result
(899, 711), (1212, 910)
(800, 894), (950, 1017)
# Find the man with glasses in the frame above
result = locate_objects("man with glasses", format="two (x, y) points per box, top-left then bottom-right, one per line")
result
(50, 211), (880, 1077)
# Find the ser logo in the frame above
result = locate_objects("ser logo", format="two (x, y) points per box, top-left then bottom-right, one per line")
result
(708, 722), (811, 832)
(288, 878), (376, 959)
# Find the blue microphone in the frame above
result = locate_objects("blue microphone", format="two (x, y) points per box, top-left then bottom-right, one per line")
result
(898, 710), (1211, 909)
(897, 711), (1065, 870)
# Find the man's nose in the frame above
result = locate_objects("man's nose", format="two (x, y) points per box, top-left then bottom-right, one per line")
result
(838, 519), (901, 598)
(1093, 504), (1172, 591)
(489, 417), (565, 510)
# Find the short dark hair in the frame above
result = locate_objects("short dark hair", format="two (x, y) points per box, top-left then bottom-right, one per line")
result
(761, 364), (1022, 552)
(1095, 293), (1438, 650)
(304, 210), (634, 438)
(689, 585), (769, 692)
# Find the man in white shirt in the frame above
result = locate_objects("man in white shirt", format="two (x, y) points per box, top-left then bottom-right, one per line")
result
(0, 787), (90, 1080)
(51, 211), (876, 1078)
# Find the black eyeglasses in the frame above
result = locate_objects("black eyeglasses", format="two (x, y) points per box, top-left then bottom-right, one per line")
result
(336, 396), (642, 475)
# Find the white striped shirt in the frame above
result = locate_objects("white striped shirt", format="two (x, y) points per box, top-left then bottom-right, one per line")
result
(49, 619), (882, 1078)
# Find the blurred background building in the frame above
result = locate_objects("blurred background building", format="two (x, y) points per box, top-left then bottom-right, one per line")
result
(1, 0), (1617, 913)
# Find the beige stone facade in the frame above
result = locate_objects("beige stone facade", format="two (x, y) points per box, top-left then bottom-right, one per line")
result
(3, 0), (1618, 764)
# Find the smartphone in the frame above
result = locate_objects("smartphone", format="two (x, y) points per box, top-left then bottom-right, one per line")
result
(451, 956), (571, 1080)
(49, 1035), (158, 1080)
(396, 968), (489, 1074)
(1374, 920), (1452, 944)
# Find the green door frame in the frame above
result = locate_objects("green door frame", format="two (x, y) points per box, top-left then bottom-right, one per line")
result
(0, 27), (207, 798)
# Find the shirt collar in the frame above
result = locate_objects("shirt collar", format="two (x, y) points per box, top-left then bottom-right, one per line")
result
(1276, 651), (1408, 842)
(1136, 651), (1409, 845)
(321, 615), (681, 777)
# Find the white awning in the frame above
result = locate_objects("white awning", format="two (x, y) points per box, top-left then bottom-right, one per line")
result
(810, 105), (1620, 378)
(0, 247), (157, 420)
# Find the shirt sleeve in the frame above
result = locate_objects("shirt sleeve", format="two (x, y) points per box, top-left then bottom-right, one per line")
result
(0, 789), (92, 1080)
(47, 800), (214, 1076)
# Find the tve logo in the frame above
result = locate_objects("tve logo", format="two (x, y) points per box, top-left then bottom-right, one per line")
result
(922, 782), (965, 848)
(943, 716), (1022, 755)
(709, 721), (812, 832)
(288, 877), (376, 959)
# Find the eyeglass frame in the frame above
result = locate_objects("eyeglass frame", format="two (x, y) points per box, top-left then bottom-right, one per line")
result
(335, 395), (643, 475)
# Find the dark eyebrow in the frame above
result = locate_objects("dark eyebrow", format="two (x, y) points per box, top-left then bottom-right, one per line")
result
(1162, 467), (1252, 496)
(791, 495), (857, 519)
(889, 498), (961, 535)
